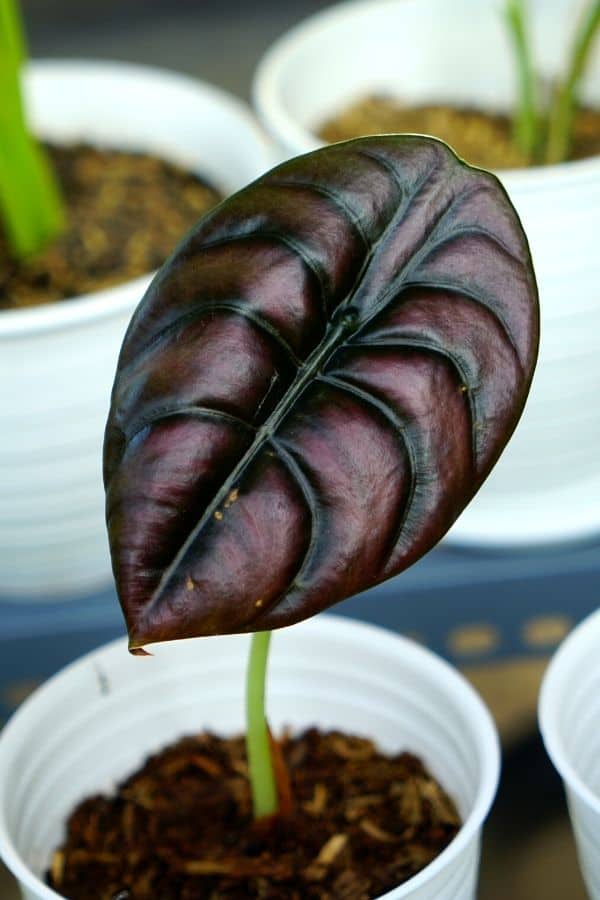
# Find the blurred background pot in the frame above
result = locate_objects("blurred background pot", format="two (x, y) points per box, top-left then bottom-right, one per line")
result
(252, 0), (600, 548)
(539, 608), (600, 900)
(0, 615), (500, 900)
(0, 59), (273, 600)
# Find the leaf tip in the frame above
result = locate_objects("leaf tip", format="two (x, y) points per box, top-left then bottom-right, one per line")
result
(128, 643), (152, 657)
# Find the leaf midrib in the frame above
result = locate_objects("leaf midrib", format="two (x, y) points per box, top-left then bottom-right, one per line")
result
(146, 315), (351, 611)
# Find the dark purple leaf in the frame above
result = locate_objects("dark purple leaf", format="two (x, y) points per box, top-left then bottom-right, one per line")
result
(104, 136), (539, 650)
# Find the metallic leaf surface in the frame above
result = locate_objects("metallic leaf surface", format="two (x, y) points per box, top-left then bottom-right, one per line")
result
(104, 136), (539, 649)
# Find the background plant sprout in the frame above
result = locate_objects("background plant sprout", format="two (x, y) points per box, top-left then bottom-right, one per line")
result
(0, 0), (64, 260)
(505, 0), (600, 165)
(505, 0), (541, 161)
(546, 0), (600, 162)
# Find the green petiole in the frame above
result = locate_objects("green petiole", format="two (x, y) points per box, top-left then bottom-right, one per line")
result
(0, 0), (64, 260)
(245, 630), (278, 819)
(546, 0), (600, 164)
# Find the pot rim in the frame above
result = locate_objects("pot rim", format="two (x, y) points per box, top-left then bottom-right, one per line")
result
(252, 0), (600, 189)
(1, 57), (272, 340)
(539, 607), (600, 819)
(0, 613), (500, 899)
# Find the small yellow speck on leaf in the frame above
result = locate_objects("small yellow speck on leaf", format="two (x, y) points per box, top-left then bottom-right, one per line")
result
(224, 489), (239, 509)
(186, 576), (195, 591)
(214, 510), (223, 521)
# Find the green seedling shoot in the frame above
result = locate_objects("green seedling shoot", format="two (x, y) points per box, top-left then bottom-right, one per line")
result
(505, 0), (600, 164)
(0, 0), (64, 259)
(546, 0), (600, 162)
(505, 0), (541, 161)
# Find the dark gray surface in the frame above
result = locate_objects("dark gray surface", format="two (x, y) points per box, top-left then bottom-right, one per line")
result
(3, 539), (600, 705)
(2, 2), (597, 897)
(22, 0), (328, 101)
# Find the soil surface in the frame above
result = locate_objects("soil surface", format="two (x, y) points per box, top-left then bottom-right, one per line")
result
(0, 144), (221, 311)
(47, 728), (461, 900)
(319, 96), (600, 169)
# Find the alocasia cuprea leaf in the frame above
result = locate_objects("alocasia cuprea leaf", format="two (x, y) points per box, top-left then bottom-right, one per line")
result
(104, 135), (539, 651)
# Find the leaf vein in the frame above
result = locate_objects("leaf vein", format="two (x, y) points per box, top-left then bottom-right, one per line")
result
(395, 279), (524, 367)
(417, 224), (526, 268)
(268, 178), (371, 249)
(119, 300), (302, 382)
(264, 437), (322, 603)
(195, 229), (330, 320)
(124, 405), (256, 449)
(349, 337), (477, 464)
(316, 373), (419, 561)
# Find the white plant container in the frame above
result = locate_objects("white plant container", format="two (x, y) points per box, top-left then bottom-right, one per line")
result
(0, 59), (273, 600)
(253, 0), (600, 547)
(539, 608), (600, 899)
(0, 615), (500, 900)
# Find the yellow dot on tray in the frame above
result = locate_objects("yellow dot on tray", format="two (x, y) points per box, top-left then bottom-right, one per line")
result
(448, 624), (500, 658)
(522, 615), (572, 649)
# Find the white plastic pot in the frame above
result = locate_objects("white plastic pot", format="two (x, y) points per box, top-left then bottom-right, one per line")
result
(539, 608), (600, 900)
(253, 0), (600, 548)
(0, 615), (500, 900)
(0, 59), (273, 600)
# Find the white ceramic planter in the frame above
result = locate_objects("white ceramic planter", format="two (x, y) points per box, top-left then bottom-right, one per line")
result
(539, 608), (600, 899)
(253, 0), (600, 547)
(0, 615), (500, 900)
(1, 59), (274, 600)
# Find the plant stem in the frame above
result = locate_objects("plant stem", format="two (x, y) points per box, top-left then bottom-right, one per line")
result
(246, 630), (278, 819)
(546, 0), (600, 164)
(504, 0), (540, 162)
(0, 0), (64, 259)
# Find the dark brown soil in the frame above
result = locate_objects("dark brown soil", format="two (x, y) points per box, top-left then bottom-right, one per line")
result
(0, 144), (222, 311)
(319, 96), (600, 169)
(47, 728), (461, 900)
